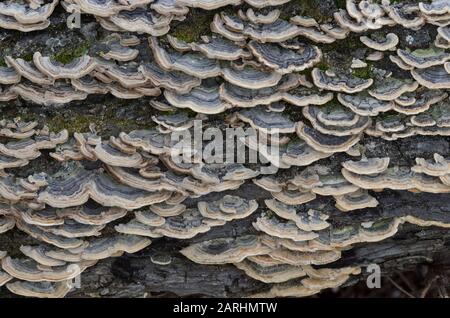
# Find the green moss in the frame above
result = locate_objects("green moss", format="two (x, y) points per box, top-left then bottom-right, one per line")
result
(20, 52), (33, 62)
(46, 107), (148, 136)
(335, 0), (346, 8)
(52, 41), (91, 64)
(352, 64), (373, 80)
(170, 12), (215, 43)
(0, 58), (6, 67)
(315, 61), (329, 71)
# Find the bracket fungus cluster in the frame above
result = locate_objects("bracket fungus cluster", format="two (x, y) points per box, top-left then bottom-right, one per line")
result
(1, 0), (450, 298)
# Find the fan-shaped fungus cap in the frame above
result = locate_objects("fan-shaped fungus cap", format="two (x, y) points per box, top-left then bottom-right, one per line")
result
(33, 52), (97, 79)
(1, 256), (81, 282)
(6, 280), (72, 298)
(296, 122), (361, 154)
(198, 195), (258, 221)
(337, 92), (394, 116)
(342, 157), (390, 175)
(334, 189), (379, 211)
(360, 33), (398, 51)
(180, 235), (271, 264)
(265, 199), (329, 231)
(368, 78), (419, 100)
(311, 68), (373, 93)
(253, 212), (319, 242)
(234, 259), (306, 283)
(411, 65), (450, 89)
(248, 40), (322, 74)
(397, 47), (450, 69)
(237, 106), (296, 134)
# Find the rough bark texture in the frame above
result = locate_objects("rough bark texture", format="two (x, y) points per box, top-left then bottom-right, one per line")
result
(1, 1), (450, 298)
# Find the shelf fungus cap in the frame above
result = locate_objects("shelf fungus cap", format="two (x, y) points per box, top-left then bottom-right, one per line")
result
(253, 213), (319, 242)
(342, 157), (390, 175)
(33, 52), (97, 79)
(411, 65), (450, 89)
(19, 245), (66, 267)
(334, 189), (379, 211)
(337, 92), (394, 116)
(0, 215), (15, 234)
(311, 68), (373, 93)
(302, 104), (371, 136)
(149, 202), (186, 217)
(419, 0), (450, 15)
(1, 256), (81, 282)
(149, 37), (221, 79)
(5, 56), (53, 85)
(176, 0), (241, 10)
(165, 82), (232, 114)
(92, 142), (143, 168)
(6, 280), (72, 298)
(271, 182), (317, 201)
(237, 106), (296, 134)
(180, 235), (271, 264)
(139, 63), (201, 94)
(265, 199), (329, 232)
(233, 259), (306, 283)
(246, 8), (280, 24)
(135, 210), (166, 227)
(198, 195), (258, 221)
(281, 139), (331, 167)
(296, 122), (361, 154)
(397, 47), (450, 69)
(0, 0), (58, 24)
(368, 78), (419, 101)
(268, 248), (342, 266)
(222, 65), (282, 89)
(81, 235), (151, 261)
(248, 40), (322, 74)
(411, 154), (450, 177)
(360, 33), (399, 51)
